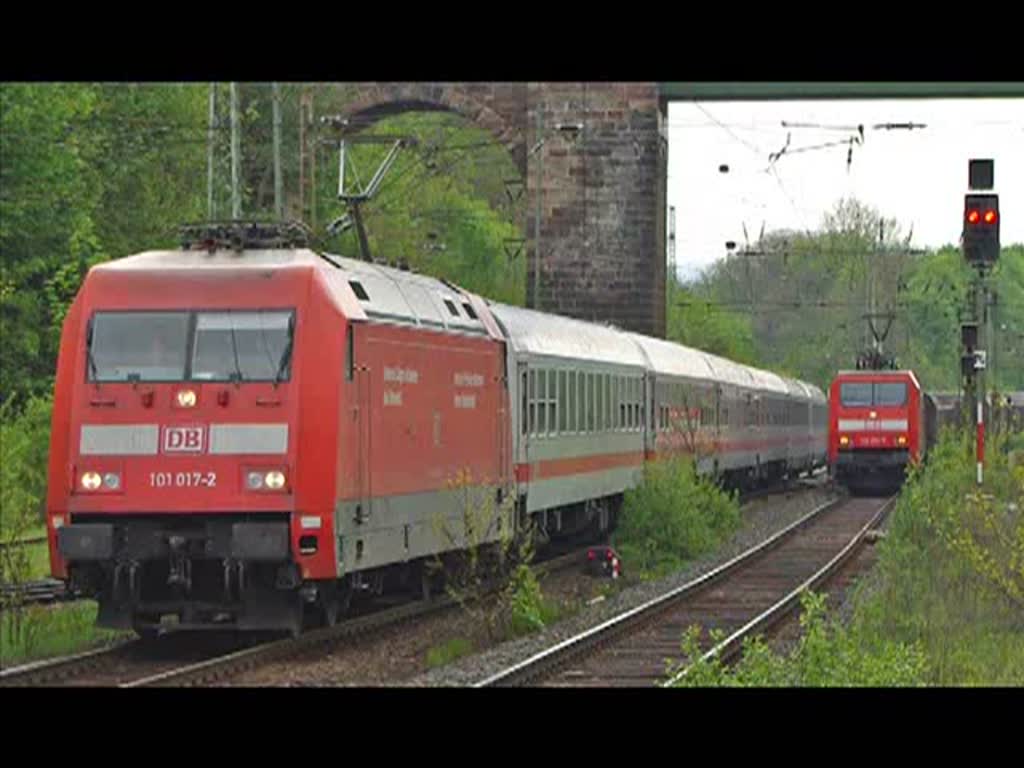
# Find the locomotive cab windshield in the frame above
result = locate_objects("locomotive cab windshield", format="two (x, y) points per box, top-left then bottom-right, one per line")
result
(88, 308), (295, 383)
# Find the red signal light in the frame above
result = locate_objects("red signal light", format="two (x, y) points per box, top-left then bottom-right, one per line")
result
(967, 209), (980, 224)
(984, 209), (997, 224)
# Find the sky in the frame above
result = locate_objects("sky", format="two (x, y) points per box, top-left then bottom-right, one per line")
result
(666, 98), (1024, 281)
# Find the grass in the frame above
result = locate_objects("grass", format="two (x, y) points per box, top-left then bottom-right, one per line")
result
(0, 601), (130, 669)
(0, 532), (52, 582)
(425, 637), (475, 669)
(24, 540), (51, 581)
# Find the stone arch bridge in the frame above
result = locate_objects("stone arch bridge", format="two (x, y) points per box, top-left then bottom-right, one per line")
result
(330, 82), (668, 338)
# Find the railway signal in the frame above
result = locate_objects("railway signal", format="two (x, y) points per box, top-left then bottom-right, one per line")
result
(963, 193), (1000, 265)
(961, 159), (1001, 485)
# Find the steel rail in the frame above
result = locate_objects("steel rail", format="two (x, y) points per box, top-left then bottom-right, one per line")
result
(0, 641), (137, 687)
(120, 547), (586, 688)
(662, 494), (896, 686)
(475, 494), (844, 688)
(0, 578), (70, 608)
(0, 547), (582, 687)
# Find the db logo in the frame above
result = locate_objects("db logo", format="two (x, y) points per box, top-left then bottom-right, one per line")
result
(163, 426), (205, 453)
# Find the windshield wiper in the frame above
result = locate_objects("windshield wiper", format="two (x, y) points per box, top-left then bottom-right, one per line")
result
(86, 322), (100, 382)
(228, 314), (244, 384)
(273, 316), (295, 387)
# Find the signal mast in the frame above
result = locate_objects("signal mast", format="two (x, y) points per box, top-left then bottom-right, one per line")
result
(961, 159), (1000, 486)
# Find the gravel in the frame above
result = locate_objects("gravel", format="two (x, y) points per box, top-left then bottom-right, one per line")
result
(407, 481), (836, 686)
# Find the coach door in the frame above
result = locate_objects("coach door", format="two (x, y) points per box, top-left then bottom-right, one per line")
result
(516, 362), (530, 467)
(352, 328), (372, 526)
(495, 352), (509, 495)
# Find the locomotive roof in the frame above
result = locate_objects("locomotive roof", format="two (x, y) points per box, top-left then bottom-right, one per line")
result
(834, 369), (922, 391)
(93, 248), (322, 271)
(487, 302), (648, 369)
(318, 253), (493, 337)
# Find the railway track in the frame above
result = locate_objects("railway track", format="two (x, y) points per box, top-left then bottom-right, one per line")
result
(1, 480), (831, 687)
(476, 493), (894, 687)
(0, 536), (48, 551)
(0, 547), (586, 687)
(0, 578), (70, 608)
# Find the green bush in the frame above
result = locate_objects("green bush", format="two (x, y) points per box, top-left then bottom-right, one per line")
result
(613, 457), (740, 580)
(1, 395), (53, 583)
(504, 564), (561, 638)
(849, 427), (1024, 685)
(667, 591), (927, 687)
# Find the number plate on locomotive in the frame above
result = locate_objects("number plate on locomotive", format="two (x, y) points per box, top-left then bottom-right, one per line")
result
(149, 471), (217, 488)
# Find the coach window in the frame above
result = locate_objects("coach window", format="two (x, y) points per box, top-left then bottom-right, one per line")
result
(569, 370), (577, 434)
(548, 369), (558, 435)
(528, 370), (537, 435)
(605, 375), (612, 431)
(558, 370), (567, 433)
(611, 376), (617, 430)
(521, 371), (528, 436)
(595, 373), (604, 432)
(577, 370), (586, 433)
(585, 373), (594, 432)
(633, 378), (640, 430)
(640, 381), (647, 431)
(538, 370), (548, 435)
(632, 378), (639, 430)
(635, 379), (642, 431)
(605, 374), (612, 431)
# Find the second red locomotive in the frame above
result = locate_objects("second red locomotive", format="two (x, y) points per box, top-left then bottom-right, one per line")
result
(828, 369), (937, 493)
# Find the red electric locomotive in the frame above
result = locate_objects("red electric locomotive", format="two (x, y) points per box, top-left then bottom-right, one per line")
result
(46, 228), (510, 635)
(828, 369), (932, 493)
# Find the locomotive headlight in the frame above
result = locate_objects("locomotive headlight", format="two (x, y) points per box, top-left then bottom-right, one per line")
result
(176, 389), (197, 408)
(839, 435), (850, 447)
(246, 471), (264, 490)
(265, 470), (286, 490)
(898, 435), (907, 446)
(103, 472), (121, 490)
(81, 471), (102, 490)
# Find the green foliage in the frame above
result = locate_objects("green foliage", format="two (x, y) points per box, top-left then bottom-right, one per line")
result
(504, 564), (561, 638)
(613, 457), (741, 580)
(851, 427), (1024, 684)
(667, 277), (756, 364)
(425, 637), (475, 670)
(1, 86), (526, 410)
(0, 396), (52, 563)
(0, 601), (128, 667)
(505, 564), (546, 635)
(1, 395), (55, 651)
(667, 591), (927, 687)
(1, 83), (208, 406)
